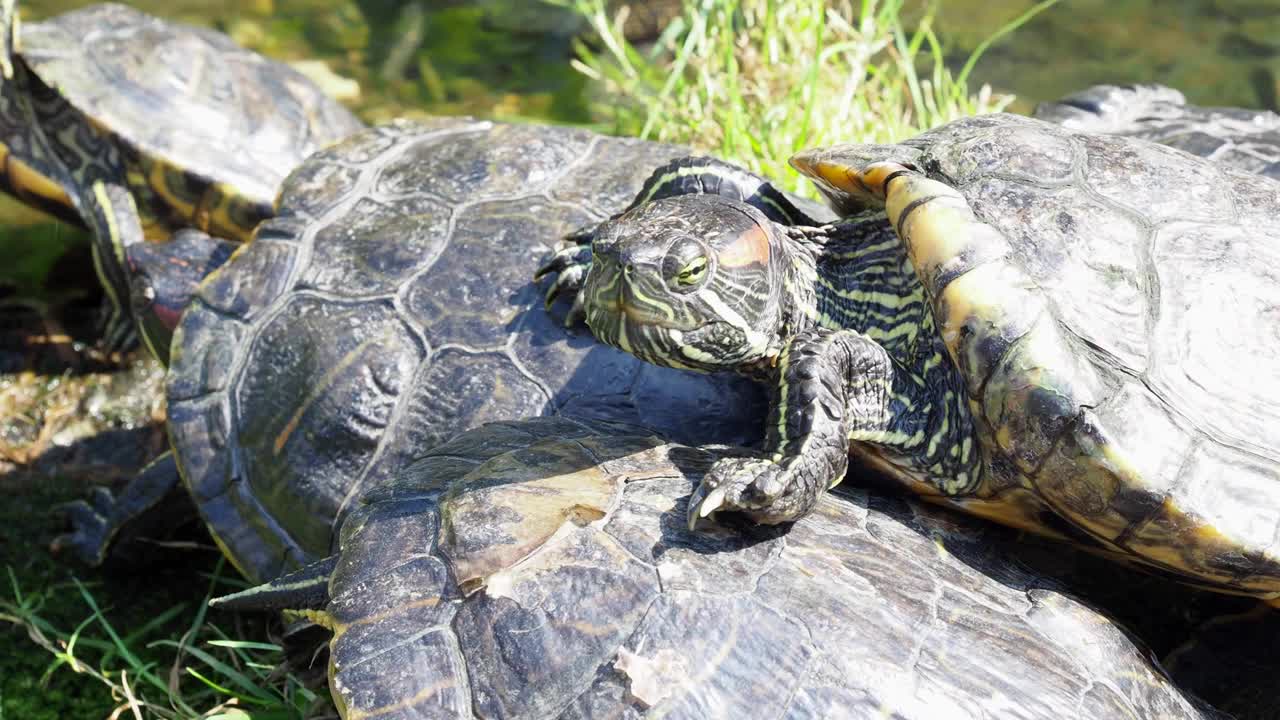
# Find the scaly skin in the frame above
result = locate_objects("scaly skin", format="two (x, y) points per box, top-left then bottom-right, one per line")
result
(0, 0), (139, 348)
(539, 160), (979, 526)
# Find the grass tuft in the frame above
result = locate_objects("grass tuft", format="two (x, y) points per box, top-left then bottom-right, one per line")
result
(0, 562), (320, 719)
(554, 0), (1062, 196)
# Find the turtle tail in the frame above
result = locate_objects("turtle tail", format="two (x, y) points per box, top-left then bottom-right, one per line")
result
(210, 555), (335, 613)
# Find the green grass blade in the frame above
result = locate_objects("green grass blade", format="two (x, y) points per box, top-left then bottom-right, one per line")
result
(555, 0), (1057, 196)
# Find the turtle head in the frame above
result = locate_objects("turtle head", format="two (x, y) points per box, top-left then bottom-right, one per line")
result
(582, 194), (792, 373)
(125, 229), (236, 365)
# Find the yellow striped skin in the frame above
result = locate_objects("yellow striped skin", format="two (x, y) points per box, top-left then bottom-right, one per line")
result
(0, 139), (68, 207)
(796, 148), (1280, 599)
(574, 161), (980, 526)
(566, 128), (1280, 599)
(136, 154), (271, 243)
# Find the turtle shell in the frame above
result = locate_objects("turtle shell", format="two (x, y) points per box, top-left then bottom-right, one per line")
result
(794, 113), (1280, 594)
(18, 3), (363, 236)
(1034, 84), (1280, 181)
(165, 119), (766, 582)
(320, 416), (1214, 720)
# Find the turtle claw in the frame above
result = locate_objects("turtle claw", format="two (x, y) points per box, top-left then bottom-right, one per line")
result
(534, 241), (591, 282)
(782, 224), (828, 242)
(564, 292), (587, 328)
(536, 242), (593, 325)
(686, 457), (768, 530)
(563, 222), (600, 246)
(698, 485), (728, 519)
(541, 267), (589, 324)
(686, 481), (725, 531)
(687, 456), (812, 530)
(543, 263), (588, 308)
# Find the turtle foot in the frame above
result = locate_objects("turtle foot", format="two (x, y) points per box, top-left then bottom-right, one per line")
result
(51, 452), (191, 567)
(687, 456), (819, 530)
(53, 487), (118, 566)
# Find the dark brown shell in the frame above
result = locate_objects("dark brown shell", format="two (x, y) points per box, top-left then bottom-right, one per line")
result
(1035, 84), (1280, 181)
(323, 416), (1217, 720)
(20, 3), (362, 206)
(166, 119), (766, 582)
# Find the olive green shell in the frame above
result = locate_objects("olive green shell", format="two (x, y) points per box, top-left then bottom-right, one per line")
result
(1035, 84), (1280, 181)
(166, 119), (765, 583)
(19, 3), (363, 226)
(794, 111), (1280, 596)
(320, 416), (1215, 720)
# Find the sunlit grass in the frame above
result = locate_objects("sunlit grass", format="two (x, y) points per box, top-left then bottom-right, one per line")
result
(555, 0), (1061, 196)
(0, 562), (321, 719)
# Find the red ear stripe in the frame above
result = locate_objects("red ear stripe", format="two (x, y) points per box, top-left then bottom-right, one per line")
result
(717, 225), (771, 267)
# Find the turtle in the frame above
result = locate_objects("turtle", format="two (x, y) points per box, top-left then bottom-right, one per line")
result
(0, 1), (365, 351)
(1034, 84), (1280, 181)
(539, 110), (1280, 600)
(211, 415), (1223, 720)
(57, 118), (772, 585)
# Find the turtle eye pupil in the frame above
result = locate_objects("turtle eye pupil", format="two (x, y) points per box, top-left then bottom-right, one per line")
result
(662, 238), (710, 290)
(676, 257), (707, 285)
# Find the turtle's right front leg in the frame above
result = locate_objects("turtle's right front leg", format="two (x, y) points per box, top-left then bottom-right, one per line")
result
(25, 71), (148, 351)
(689, 327), (902, 526)
(0, 5), (136, 337)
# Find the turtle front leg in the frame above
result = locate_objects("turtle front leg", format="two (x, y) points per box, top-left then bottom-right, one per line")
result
(689, 327), (895, 527)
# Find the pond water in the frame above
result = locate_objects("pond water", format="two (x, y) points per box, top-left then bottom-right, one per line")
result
(929, 0), (1280, 113)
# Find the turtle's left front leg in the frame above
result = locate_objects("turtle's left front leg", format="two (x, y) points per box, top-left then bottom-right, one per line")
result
(689, 327), (896, 527)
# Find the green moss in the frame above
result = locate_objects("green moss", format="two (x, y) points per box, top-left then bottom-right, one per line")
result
(0, 477), (310, 717)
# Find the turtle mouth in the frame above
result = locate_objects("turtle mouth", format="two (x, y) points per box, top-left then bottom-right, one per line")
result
(593, 298), (700, 332)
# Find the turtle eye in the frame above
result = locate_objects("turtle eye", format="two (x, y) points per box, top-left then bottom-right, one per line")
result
(663, 238), (710, 291)
(676, 257), (707, 285)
